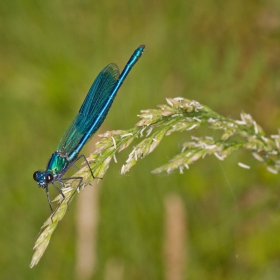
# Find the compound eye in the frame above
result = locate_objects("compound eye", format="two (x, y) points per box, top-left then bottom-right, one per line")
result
(33, 171), (39, 181)
(46, 174), (53, 183)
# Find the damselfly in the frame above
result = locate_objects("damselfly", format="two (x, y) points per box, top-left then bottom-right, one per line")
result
(33, 45), (145, 211)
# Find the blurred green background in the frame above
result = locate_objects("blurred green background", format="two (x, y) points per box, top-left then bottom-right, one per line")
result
(1, 0), (280, 279)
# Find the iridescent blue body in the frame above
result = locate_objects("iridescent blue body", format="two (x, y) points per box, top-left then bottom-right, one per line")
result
(33, 45), (145, 210)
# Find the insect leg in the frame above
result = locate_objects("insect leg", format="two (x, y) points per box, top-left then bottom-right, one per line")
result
(45, 185), (54, 212)
(75, 154), (96, 180)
